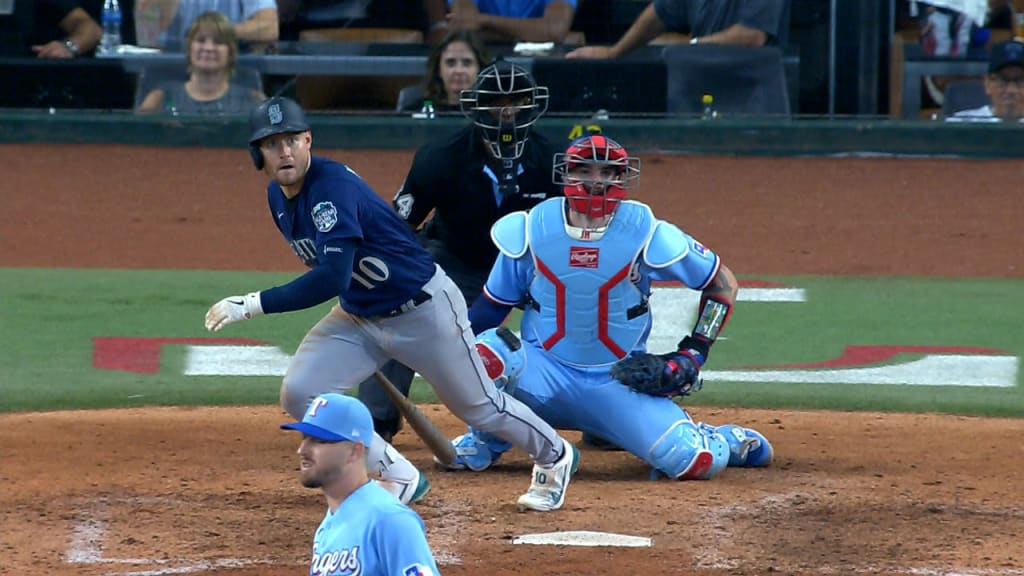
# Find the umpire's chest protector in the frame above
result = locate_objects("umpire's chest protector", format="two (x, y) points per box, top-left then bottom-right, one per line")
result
(524, 200), (655, 367)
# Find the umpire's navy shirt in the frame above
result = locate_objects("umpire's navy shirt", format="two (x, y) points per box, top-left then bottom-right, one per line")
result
(393, 125), (562, 270)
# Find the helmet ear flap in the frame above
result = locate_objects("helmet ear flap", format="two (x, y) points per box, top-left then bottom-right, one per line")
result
(249, 145), (264, 170)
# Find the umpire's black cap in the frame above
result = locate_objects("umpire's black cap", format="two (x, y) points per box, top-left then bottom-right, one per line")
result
(248, 97), (310, 146)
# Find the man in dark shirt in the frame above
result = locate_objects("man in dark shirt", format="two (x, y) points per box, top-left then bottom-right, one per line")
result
(0, 0), (102, 58)
(567, 0), (788, 59)
(358, 61), (563, 441)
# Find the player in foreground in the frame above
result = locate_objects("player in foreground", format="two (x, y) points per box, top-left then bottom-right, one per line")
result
(281, 393), (440, 576)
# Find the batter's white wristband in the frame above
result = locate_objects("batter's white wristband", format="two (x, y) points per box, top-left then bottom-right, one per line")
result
(243, 291), (264, 318)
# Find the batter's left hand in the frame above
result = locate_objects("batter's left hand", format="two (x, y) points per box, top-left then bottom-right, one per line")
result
(205, 292), (263, 331)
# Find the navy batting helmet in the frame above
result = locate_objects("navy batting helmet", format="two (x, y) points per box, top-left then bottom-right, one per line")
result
(248, 97), (310, 170)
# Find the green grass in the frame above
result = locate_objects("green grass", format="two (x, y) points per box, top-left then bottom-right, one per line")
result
(1, 268), (1021, 417)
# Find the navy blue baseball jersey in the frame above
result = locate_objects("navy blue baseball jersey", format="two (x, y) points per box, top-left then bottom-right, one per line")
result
(267, 156), (436, 317)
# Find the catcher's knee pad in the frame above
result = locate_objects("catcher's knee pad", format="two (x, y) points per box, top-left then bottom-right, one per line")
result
(475, 327), (526, 393)
(649, 419), (722, 480)
(715, 424), (774, 467)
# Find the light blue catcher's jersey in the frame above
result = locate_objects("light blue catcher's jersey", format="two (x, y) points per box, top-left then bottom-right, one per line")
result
(309, 481), (438, 576)
(485, 198), (720, 367)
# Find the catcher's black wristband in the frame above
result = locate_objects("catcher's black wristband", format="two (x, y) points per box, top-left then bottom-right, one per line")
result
(676, 335), (709, 365)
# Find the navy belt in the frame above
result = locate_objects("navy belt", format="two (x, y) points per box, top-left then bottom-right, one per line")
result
(382, 290), (432, 317)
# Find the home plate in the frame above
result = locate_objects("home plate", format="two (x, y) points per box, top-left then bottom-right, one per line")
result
(512, 531), (652, 547)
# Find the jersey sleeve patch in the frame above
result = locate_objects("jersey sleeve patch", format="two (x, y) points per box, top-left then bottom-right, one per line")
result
(491, 211), (529, 258)
(311, 201), (338, 233)
(642, 221), (690, 268)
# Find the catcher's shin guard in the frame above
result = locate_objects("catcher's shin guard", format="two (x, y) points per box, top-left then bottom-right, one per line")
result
(650, 419), (727, 480)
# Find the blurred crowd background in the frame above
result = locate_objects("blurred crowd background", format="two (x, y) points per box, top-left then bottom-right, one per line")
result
(1, 0), (1022, 121)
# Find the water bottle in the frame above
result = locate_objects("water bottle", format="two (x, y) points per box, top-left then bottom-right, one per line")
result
(701, 94), (717, 119)
(412, 99), (435, 119)
(101, 0), (122, 54)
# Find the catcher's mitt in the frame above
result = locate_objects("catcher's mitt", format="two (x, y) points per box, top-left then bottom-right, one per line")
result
(609, 351), (702, 397)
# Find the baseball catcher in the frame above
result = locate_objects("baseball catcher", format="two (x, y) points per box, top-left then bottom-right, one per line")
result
(432, 134), (773, 481)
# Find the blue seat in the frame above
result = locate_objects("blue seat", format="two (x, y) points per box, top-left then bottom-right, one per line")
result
(941, 79), (989, 118)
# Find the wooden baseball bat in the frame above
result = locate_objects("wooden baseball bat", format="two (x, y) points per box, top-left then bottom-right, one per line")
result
(373, 370), (458, 467)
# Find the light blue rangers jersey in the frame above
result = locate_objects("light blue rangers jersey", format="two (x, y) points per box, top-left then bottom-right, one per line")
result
(309, 481), (438, 576)
(484, 198), (720, 367)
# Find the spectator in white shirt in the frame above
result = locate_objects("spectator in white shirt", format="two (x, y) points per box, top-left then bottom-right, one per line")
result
(947, 40), (1024, 122)
(151, 0), (279, 51)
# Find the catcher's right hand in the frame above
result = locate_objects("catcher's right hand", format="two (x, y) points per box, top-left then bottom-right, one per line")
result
(609, 350), (703, 398)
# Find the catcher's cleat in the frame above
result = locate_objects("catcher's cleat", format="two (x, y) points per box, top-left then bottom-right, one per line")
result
(740, 427), (774, 467)
(517, 438), (580, 512)
(434, 430), (508, 471)
(716, 424), (773, 467)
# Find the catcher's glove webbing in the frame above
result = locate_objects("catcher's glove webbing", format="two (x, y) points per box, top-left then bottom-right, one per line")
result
(609, 350), (702, 398)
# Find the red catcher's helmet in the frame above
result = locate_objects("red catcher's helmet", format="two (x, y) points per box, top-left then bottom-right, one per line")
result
(553, 134), (640, 219)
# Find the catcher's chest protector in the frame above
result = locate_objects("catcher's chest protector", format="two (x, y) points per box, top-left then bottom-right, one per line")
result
(523, 201), (654, 366)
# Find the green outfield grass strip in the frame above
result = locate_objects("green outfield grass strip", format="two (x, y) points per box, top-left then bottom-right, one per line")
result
(1, 268), (1021, 417)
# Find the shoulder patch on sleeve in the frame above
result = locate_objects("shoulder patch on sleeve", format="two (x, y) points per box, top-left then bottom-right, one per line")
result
(491, 211), (529, 258)
(311, 201), (338, 233)
(643, 221), (689, 268)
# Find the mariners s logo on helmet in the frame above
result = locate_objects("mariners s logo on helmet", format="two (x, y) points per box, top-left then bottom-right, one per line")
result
(268, 103), (283, 125)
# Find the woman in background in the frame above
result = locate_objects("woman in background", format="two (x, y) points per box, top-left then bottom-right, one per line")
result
(138, 11), (264, 115)
(408, 28), (488, 112)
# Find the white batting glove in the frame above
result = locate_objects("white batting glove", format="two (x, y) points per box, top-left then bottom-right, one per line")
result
(204, 292), (264, 332)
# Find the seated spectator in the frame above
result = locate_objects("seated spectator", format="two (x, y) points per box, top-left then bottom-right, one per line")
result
(0, 0), (102, 58)
(447, 0), (577, 43)
(946, 39), (1024, 121)
(154, 0), (279, 51)
(404, 29), (489, 112)
(138, 11), (265, 114)
(567, 0), (787, 59)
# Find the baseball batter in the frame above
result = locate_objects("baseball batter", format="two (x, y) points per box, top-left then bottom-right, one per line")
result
(442, 134), (774, 480)
(280, 393), (440, 576)
(203, 96), (580, 512)
(358, 61), (562, 442)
